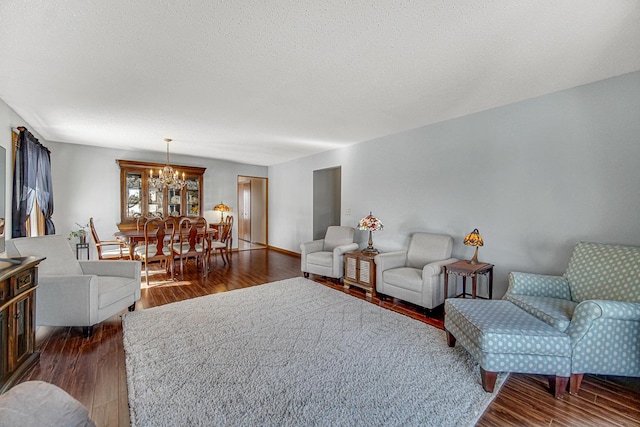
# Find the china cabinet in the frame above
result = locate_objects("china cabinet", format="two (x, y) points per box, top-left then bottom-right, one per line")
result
(117, 160), (206, 231)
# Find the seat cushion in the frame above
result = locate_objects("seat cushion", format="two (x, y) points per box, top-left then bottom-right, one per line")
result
(382, 267), (423, 293)
(306, 251), (333, 268)
(445, 299), (571, 376)
(97, 276), (139, 309)
(505, 295), (577, 332)
(135, 244), (171, 258)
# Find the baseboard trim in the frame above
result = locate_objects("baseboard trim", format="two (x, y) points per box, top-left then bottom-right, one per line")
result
(268, 246), (300, 257)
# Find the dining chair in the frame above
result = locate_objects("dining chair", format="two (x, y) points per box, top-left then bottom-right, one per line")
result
(134, 217), (175, 286)
(171, 216), (209, 279)
(89, 217), (130, 260)
(210, 216), (233, 265)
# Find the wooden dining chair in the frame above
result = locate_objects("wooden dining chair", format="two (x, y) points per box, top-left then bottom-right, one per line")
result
(171, 216), (209, 279)
(133, 217), (175, 286)
(89, 217), (130, 260)
(210, 216), (233, 265)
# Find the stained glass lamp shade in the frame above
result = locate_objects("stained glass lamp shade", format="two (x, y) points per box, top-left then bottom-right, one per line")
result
(463, 228), (484, 265)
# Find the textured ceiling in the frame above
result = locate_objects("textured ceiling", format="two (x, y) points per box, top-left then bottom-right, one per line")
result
(1, 1), (639, 166)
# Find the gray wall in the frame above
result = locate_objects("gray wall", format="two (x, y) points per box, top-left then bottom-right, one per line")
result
(268, 70), (640, 298)
(47, 142), (267, 258)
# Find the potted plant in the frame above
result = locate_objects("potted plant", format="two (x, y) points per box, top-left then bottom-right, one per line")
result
(68, 222), (89, 244)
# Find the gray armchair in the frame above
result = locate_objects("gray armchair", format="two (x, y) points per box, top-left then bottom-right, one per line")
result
(300, 226), (359, 279)
(7, 235), (141, 337)
(374, 232), (457, 313)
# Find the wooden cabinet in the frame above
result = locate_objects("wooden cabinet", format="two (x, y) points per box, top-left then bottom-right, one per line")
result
(343, 251), (377, 298)
(117, 160), (206, 231)
(0, 256), (43, 393)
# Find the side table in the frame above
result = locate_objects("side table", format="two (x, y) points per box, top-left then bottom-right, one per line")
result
(343, 250), (377, 298)
(443, 260), (494, 300)
(76, 242), (90, 260)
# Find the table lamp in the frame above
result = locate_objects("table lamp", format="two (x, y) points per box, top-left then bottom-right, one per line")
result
(463, 228), (484, 265)
(213, 203), (231, 222)
(358, 212), (383, 254)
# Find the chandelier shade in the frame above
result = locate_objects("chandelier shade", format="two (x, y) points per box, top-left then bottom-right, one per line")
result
(148, 138), (186, 190)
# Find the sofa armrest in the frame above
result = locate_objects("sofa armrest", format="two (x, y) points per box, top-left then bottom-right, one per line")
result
(506, 272), (571, 299)
(568, 300), (640, 343)
(333, 242), (359, 257)
(37, 275), (99, 326)
(423, 257), (458, 277)
(79, 260), (141, 280)
(300, 239), (324, 255)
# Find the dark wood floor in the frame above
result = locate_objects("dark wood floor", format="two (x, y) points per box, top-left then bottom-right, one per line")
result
(19, 249), (640, 426)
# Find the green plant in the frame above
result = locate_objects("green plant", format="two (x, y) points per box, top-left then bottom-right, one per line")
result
(68, 222), (89, 240)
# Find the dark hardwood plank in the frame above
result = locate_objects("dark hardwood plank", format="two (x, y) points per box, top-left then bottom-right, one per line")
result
(14, 249), (640, 427)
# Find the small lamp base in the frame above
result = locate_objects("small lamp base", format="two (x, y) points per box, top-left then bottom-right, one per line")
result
(468, 246), (479, 265)
(362, 247), (379, 255)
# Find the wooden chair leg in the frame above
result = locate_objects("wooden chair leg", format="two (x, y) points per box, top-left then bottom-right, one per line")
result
(480, 367), (498, 392)
(570, 373), (584, 395)
(548, 376), (569, 399)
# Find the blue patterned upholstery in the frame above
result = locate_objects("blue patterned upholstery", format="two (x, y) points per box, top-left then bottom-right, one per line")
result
(504, 241), (640, 390)
(445, 299), (571, 377)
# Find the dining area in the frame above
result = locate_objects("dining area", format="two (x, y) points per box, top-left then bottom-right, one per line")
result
(109, 215), (234, 285)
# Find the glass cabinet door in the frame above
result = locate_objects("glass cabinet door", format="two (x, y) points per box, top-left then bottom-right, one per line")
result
(168, 188), (182, 216)
(125, 172), (142, 219)
(148, 184), (164, 218)
(186, 178), (200, 216)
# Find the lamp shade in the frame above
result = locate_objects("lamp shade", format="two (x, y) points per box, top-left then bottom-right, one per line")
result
(463, 228), (483, 247)
(358, 212), (383, 232)
(213, 203), (230, 213)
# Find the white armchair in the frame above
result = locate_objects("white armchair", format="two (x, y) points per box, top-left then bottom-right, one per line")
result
(7, 235), (141, 337)
(300, 226), (359, 279)
(374, 232), (457, 313)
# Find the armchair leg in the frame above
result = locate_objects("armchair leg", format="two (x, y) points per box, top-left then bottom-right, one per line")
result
(480, 367), (498, 393)
(445, 329), (456, 347)
(128, 303), (136, 312)
(82, 326), (93, 338)
(570, 373), (584, 395)
(303, 272), (309, 278)
(549, 376), (569, 399)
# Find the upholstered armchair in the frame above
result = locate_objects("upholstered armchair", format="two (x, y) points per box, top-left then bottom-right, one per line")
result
(7, 235), (141, 337)
(374, 232), (457, 313)
(504, 241), (640, 394)
(300, 226), (359, 279)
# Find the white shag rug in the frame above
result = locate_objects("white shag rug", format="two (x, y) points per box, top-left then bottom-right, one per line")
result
(122, 277), (504, 426)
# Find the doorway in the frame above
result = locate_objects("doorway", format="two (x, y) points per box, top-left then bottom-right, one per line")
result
(313, 166), (341, 239)
(237, 176), (267, 250)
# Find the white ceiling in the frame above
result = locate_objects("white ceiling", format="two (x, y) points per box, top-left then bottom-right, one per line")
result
(1, 1), (639, 166)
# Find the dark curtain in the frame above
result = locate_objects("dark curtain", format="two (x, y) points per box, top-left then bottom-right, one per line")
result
(12, 128), (55, 237)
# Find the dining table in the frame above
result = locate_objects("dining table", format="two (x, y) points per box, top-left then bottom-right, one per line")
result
(114, 228), (218, 260)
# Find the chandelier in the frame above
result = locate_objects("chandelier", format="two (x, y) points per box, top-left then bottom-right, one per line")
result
(148, 138), (186, 190)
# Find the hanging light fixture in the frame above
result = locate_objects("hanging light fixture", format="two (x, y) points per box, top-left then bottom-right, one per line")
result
(148, 138), (186, 190)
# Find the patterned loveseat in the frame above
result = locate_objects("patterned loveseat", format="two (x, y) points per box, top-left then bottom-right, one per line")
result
(504, 241), (640, 394)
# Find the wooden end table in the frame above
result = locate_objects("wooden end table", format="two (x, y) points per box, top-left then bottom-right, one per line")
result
(444, 260), (494, 300)
(343, 251), (377, 298)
